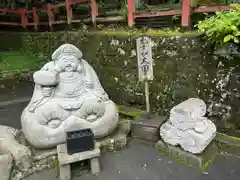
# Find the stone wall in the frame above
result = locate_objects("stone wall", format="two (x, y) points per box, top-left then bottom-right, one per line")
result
(0, 31), (239, 133)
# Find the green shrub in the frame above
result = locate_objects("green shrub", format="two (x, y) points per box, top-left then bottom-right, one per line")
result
(196, 4), (240, 46)
(0, 51), (40, 74)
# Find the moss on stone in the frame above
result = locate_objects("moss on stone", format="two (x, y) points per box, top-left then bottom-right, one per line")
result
(10, 28), (199, 38)
(51, 158), (59, 169)
(88, 28), (200, 37)
(215, 132), (240, 147)
(155, 140), (218, 172)
(117, 105), (145, 119)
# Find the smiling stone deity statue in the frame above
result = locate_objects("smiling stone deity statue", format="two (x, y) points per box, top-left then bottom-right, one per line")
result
(21, 44), (119, 149)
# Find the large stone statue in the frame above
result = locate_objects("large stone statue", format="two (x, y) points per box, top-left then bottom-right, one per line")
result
(21, 44), (119, 149)
(160, 98), (216, 154)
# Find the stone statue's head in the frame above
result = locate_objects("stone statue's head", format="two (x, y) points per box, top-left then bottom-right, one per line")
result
(52, 44), (83, 72)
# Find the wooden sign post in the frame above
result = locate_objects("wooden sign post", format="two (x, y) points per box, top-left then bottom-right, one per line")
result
(136, 35), (153, 113)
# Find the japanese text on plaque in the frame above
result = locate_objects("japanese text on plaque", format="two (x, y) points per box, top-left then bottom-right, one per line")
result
(136, 35), (153, 82)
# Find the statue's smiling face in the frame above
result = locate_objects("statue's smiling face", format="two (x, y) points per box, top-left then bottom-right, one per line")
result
(58, 55), (79, 72)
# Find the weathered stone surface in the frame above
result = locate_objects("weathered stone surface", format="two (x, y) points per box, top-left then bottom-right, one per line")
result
(160, 98), (216, 154)
(57, 143), (100, 165)
(0, 154), (13, 180)
(0, 125), (32, 170)
(215, 132), (240, 147)
(131, 115), (166, 142)
(11, 151), (58, 180)
(21, 44), (119, 149)
(32, 148), (57, 161)
(155, 140), (218, 171)
(90, 157), (100, 174)
(57, 143), (101, 179)
(97, 119), (131, 152)
(59, 164), (71, 180)
(215, 132), (240, 157)
(0, 127), (58, 180)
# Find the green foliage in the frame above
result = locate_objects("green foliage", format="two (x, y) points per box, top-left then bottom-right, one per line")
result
(0, 51), (41, 74)
(119, 0), (128, 19)
(196, 4), (240, 45)
(95, 26), (199, 36)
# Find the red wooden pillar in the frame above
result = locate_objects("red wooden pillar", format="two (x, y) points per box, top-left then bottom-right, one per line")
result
(91, 0), (98, 27)
(47, 4), (54, 29)
(20, 9), (28, 28)
(33, 7), (39, 31)
(65, 0), (73, 24)
(181, 0), (191, 27)
(128, 0), (135, 28)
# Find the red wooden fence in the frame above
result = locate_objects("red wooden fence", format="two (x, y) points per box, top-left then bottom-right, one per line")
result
(0, 0), (230, 30)
(0, 0), (98, 30)
(127, 0), (230, 28)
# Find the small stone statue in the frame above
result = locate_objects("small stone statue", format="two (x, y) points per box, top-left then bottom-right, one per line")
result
(160, 98), (216, 154)
(21, 44), (119, 149)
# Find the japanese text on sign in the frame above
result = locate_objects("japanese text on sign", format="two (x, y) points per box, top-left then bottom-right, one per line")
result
(136, 35), (153, 82)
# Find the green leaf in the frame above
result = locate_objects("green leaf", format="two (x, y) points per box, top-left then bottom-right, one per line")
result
(230, 25), (237, 31)
(224, 35), (234, 43)
(234, 37), (239, 44)
(236, 32), (240, 36)
(196, 5), (240, 45)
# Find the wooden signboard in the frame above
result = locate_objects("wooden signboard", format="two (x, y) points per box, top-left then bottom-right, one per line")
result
(136, 35), (154, 113)
(136, 35), (154, 82)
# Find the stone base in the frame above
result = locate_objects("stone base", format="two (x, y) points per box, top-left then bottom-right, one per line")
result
(96, 119), (131, 152)
(155, 140), (218, 172)
(215, 132), (240, 157)
(131, 115), (166, 142)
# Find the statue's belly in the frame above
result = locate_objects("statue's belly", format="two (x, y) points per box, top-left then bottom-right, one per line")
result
(55, 79), (85, 98)
(57, 98), (84, 110)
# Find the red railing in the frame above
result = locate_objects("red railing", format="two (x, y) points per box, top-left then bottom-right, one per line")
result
(0, 8), (29, 27)
(127, 0), (231, 28)
(0, 0), (98, 30)
(0, 0), (231, 30)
